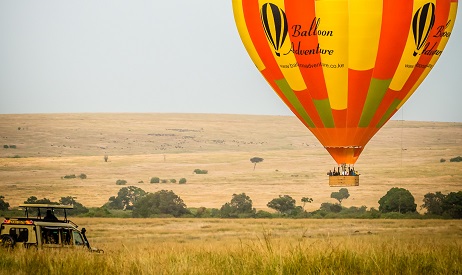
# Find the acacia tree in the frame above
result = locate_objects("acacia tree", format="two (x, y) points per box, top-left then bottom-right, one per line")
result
(220, 193), (255, 217)
(301, 197), (313, 211)
(132, 190), (189, 217)
(421, 192), (445, 215)
(378, 187), (416, 213)
(108, 186), (146, 210)
(250, 157), (264, 170)
(0, 195), (10, 211)
(330, 188), (350, 205)
(267, 195), (296, 215)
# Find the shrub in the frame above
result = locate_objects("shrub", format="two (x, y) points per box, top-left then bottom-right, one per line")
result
(440, 158), (446, 163)
(170, 179), (176, 183)
(255, 210), (273, 218)
(161, 179), (168, 183)
(450, 156), (462, 162)
(179, 178), (187, 184)
(194, 169), (208, 174)
(150, 177), (160, 184)
(78, 173), (87, 179)
(63, 174), (77, 179)
(116, 179), (127, 185)
(9, 145), (16, 149)
(3, 145), (8, 149)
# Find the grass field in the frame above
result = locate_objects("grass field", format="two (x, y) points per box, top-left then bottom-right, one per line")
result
(1, 113), (461, 274)
(1, 218), (461, 274)
(1, 113), (461, 211)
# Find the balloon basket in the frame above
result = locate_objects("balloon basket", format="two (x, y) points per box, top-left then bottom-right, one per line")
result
(329, 176), (359, 187)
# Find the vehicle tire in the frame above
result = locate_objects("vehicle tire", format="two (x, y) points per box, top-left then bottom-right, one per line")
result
(1, 235), (16, 250)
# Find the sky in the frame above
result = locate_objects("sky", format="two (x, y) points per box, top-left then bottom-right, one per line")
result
(0, 1), (461, 122)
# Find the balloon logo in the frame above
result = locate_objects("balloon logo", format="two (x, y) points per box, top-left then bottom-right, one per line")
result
(260, 3), (289, 57)
(232, 0), (458, 166)
(413, 3), (436, 56)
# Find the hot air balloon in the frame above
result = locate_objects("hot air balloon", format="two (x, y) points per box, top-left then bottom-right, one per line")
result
(232, 0), (458, 186)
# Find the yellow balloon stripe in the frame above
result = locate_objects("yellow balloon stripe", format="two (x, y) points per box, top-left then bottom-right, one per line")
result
(232, 0), (265, 71)
(389, 0), (437, 91)
(349, 0), (382, 71)
(275, 79), (315, 127)
(397, 1), (458, 109)
(315, 0), (348, 110)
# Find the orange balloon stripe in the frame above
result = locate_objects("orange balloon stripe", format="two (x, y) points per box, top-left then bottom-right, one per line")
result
(373, 0), (413, 79)
(347, 69), (373, 128)
(284, 0), (329, 101)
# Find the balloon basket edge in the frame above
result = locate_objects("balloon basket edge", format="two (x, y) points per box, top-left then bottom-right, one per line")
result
(329, 176), (360, 187)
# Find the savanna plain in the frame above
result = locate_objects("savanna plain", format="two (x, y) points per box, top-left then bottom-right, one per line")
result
(1, 113), (461, 274)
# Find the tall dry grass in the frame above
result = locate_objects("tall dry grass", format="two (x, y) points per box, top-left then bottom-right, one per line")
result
(1, 219), (461, 274)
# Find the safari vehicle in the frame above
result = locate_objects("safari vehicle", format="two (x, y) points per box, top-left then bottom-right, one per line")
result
(0, 204), (101, 252)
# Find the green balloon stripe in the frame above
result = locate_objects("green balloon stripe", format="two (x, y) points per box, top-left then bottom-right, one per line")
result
(313, 99), (335, 128)
(359, 78), (392, 128)
(275, 79), (316, 128)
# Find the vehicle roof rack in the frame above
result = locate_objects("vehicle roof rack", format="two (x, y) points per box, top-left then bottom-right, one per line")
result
(18, 204), (74, 209)
(19, 204), (74, 222)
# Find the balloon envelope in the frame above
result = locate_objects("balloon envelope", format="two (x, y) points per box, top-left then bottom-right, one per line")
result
(233, 0), (458, 164)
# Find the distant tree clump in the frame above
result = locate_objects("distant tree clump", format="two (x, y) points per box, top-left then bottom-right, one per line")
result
(442, 191), (462, 219)
(378, 187), (416, 214)
(150, 177), (160, 184)
(331, 188), (350, 205)
(132, 190), (190, 217)
(179, 178), (187, 184)
(0, 195), (10, 211)
(220, 193), (256, 218)
(423, 191), (462, 218)
(59, 196), (89, 215)
(24, 196), (58, 205)
(267, 195), (297, 215)
(250, 157), (264, 170)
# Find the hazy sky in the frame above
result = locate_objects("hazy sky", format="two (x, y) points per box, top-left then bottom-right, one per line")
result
(1, 1), (461, 122)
